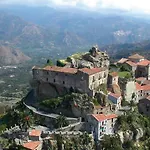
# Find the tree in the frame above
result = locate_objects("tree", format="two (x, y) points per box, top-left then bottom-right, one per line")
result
(100, 135), (123, 150)
(47, 59), (53, 66)
(55, 115), (69, 128)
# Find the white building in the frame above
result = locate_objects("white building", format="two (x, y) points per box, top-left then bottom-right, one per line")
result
(29, 130), (42, 141)
(87, 114), (117, 141)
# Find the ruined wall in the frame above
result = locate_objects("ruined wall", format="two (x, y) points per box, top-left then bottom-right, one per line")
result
(125, 81), (136, 102)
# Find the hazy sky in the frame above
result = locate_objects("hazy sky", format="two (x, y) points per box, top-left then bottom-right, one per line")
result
(0, 0), (150, 14)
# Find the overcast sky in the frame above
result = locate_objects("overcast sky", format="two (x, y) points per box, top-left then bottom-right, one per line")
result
(0, 0), (150, 14)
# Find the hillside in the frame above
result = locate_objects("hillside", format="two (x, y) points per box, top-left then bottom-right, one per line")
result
(0, 45), (30, 65)
(0, 12), (53, 49)
(102, 40), (150, 60)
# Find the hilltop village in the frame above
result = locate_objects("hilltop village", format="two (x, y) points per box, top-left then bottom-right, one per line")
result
(1, 46), (150, 149)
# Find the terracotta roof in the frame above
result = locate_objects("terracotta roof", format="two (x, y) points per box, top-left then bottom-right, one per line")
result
(126, 61), (137, 67)
(23, 141), (41, 150)
(29, 130), (42, 137)
(128, 54), (144, 59)
(110, 72), (118, 77)
(137, 59), (150, 66)
(136, 82), (143, 91)
(44, 66), (78, 74)
(118, 58), (128, 64)
(79, 67), (104, 75)
(142, 84), (150, 91)
(108, 92), (121, 99)
(136, 82), (150, 91)
(92, 114), (117, 122)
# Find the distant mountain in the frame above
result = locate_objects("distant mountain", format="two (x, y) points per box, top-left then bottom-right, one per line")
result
(2, 6), (150, 47)
(0, 12), (54, 49)
(0, 45), (31, 65)
(1, 7), (150, 53)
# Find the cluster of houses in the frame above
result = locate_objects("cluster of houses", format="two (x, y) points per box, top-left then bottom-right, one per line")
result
(21, 48), (150, 148)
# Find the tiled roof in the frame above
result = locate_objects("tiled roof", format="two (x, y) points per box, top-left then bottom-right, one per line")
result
(23, 141), (41, 150)
(136, 82), (150, 91)
(108, 92), (121, 99)
(142, 85), (150, 91)
(128, 54), (144, 59)
(92, 114), (117, 122)
(29, 130), (41, 137)
(44, 66), (78, 74)
(126, 61), (137, 67)
(118, 58), (128, 64)
(79, 67), (104, 75)
(43, 66), (104, 75)
(137, 59), (150, 66)
(110, 72), (118, 77)
(136, 82), (143, 91)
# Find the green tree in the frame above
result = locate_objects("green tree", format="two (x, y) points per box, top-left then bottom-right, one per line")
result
(47, 59), (53, 66)
(55, 115), (69, 128)
(100, 135), (123, 150)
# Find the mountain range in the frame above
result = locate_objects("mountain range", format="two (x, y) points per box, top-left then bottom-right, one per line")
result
(0, 6), (150, 64)
(1, 6), (150, 49)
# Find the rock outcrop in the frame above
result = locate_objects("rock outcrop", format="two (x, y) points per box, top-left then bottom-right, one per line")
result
(70, 93), (95, 118)
(118, 128), (144, 143)
(58, 46), (110, 69)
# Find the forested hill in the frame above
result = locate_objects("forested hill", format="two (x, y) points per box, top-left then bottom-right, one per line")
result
(103, 40), (150, 60)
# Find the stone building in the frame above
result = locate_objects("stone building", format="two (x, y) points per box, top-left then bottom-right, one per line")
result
(108, 92), (122, 110)
(136, 60), (150, 80)
(135, 82), (150, 102)
(138, 96), (150, 117)
(32, 66), (108, 97)
(128, 54), (145, 63)
(117, 54), (150, 80)
(108, 72), (119, 87)
(87, 114), (117, 141)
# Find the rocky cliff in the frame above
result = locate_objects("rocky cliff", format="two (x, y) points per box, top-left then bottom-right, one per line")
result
(57, 46), (110, 69)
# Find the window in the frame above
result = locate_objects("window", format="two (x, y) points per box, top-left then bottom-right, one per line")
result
(54, 79), (56, 82)
(46, 78), (48, 81)
(47, 71), (49, 75)
(63, 81), (65, 84)
(93, 76), (95, 82)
